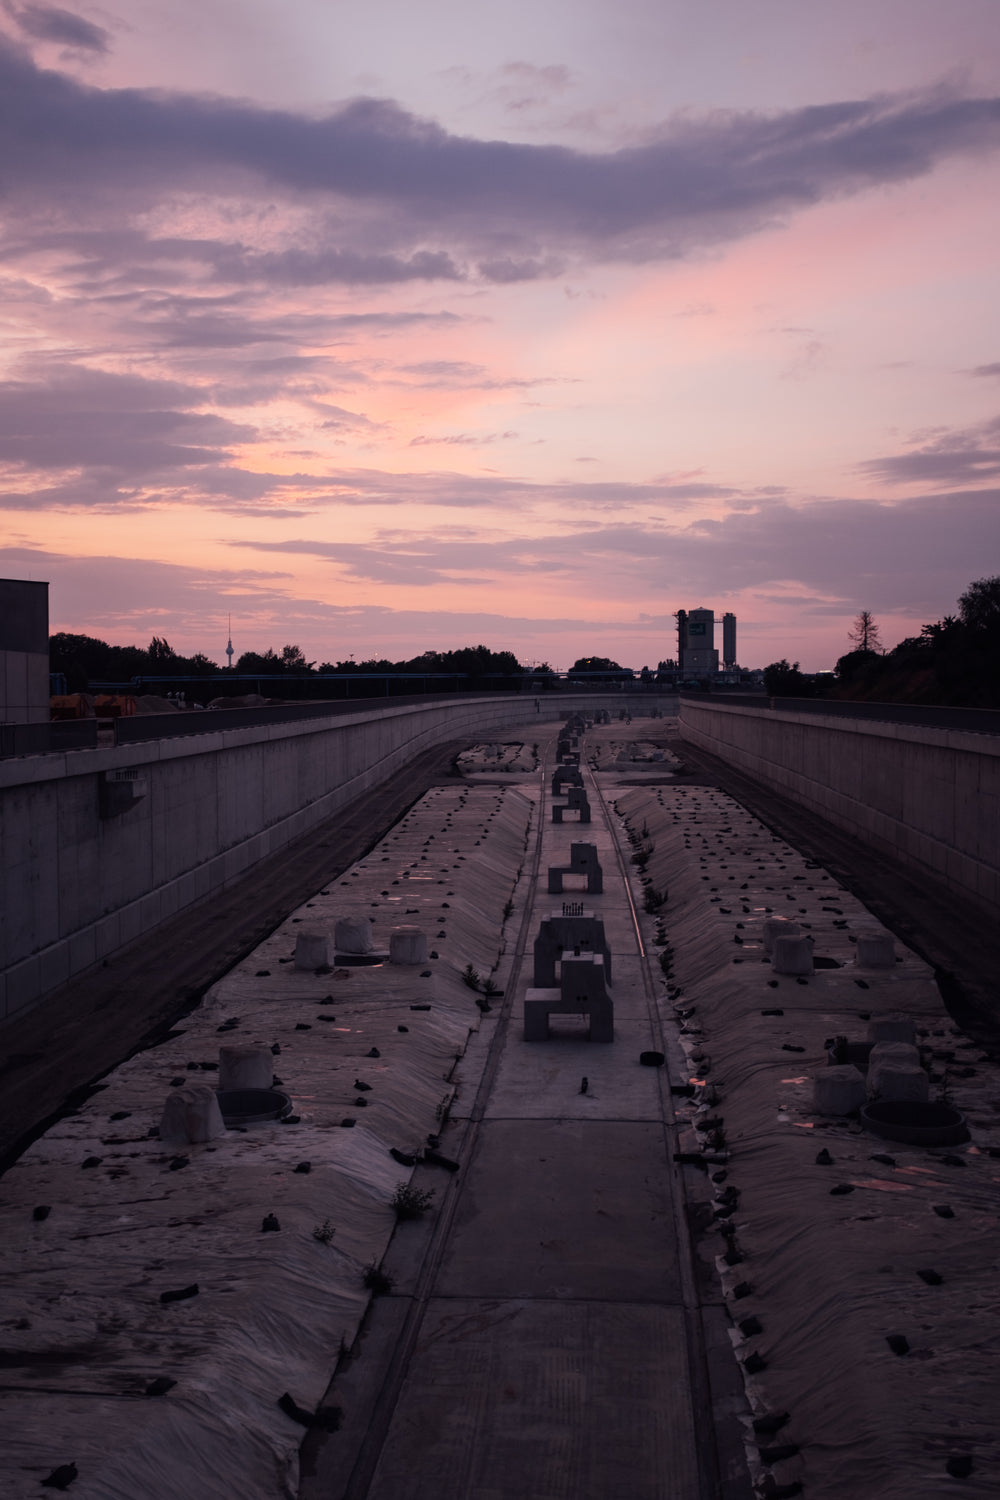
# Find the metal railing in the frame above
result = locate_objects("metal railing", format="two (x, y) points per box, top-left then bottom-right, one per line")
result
(112, 691), (512, 745)
(0, 720), (98, 759)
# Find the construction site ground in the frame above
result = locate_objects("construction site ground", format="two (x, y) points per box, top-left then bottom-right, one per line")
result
(1, 715), (997, 1499)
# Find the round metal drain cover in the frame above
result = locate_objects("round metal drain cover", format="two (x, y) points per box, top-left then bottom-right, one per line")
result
(860, 1099), (969, 1147)
(216, 1088), (293, 1126)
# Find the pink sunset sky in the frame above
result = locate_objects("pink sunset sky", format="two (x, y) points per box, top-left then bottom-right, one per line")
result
(1, 0), (998, 671)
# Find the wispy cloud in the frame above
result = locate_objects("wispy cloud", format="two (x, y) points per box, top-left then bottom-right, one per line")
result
(228, 486), (999, 614)
(857, 415), (1000, 485)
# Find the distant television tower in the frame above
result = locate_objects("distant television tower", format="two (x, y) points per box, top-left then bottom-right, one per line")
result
(225, 615), (234, 671)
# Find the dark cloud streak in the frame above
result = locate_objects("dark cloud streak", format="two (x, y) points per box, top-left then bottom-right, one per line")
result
(1, 42), (998, 272)
(4, 3), (109, 52)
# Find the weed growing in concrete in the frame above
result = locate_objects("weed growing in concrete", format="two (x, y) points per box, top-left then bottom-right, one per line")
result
(643, 887), (666, 913)
(362, 1260), (395, 1295)
(313, 1219), (336, 1245)
(462, 963), (481, 991)
(391, 1183), (436, 1221)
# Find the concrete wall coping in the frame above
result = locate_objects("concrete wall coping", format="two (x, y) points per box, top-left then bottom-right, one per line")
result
(0, 693), (527, 790)
(680, 697), (1000, 758)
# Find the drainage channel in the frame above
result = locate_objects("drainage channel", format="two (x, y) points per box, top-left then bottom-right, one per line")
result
(302, 731), (739, 1500)
(301, 749), (553, 1500)
(593, 762), (751, 1500)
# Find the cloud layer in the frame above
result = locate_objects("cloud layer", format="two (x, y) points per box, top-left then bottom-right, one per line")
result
(1, 17), (998, 670)
(2, 40), (999, 279)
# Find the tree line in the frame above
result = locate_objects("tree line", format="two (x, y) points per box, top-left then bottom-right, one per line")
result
(49, 634), (550, 692)
(764, 577), (1000, 708)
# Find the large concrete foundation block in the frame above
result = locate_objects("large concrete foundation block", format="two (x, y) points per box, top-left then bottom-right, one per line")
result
(294, 928), (334, 970)
(389, 926), (428, 965)
(335, 916), (374, 955)
(867, 1041), (929, 1102)
(771, 934), (814, 975)
(856, 930), (896, 967)
(762, 917), (801, 956)
(159, 1084), (227, 1144)
(219, 1044), (274, 1091)
(813, 1065), (866, 1115)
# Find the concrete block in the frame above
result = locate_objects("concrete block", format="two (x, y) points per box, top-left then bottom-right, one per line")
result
(867, 1042), (929, 1102)
(389, 926), (428, 965)
(813, 1064), (867, 1116)
(295, 928), (334, 969)
(771, 933), (813, 975)
(856, 930), (896, 967)
(335, 916), (374, 954)
(762, 917), (801, 956)
(218, 1044), (274, 1090)
(159, 1084), (227, 1144)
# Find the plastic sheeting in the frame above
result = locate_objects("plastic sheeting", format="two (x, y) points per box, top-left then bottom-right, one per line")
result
(615, 781), (1000, 1499)
(0, 784), (536, 1500)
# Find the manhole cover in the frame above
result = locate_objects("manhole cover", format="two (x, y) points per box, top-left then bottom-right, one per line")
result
(860, 1100), (969, 1147)
(216, 1089), (293, 1126)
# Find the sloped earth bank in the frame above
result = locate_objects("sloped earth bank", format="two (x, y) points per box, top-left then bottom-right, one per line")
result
(612, 778), (1000, 1499)
(0, 784), (535, 1499)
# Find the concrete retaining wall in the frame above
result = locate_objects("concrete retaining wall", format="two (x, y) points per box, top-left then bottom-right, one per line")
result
(679, 697), (999, 917)
(0, 692), (673, 1020)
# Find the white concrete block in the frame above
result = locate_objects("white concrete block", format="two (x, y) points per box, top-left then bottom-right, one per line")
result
(389, 925), (428, 965)
(294, 927), (334, 969)
(335, 915), (374, 954)
(159, 1084), (227, 1144)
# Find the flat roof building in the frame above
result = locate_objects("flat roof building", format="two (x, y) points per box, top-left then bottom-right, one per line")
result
(1, 579), (49, 724)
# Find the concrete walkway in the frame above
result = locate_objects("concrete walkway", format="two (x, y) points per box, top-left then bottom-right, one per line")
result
(302, 752), (728, 1500)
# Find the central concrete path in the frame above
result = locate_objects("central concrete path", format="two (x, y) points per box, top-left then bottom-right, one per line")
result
(303, 752), (722, 1500)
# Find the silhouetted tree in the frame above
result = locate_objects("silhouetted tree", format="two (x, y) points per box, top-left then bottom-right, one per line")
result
(763, 659), (813, 696)
(571, 656), (622, 672)
(958, 576), (1000, 633)
(847, 610), (883, 653)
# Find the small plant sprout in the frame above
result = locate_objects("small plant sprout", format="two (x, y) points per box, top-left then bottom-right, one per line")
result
(391, 1182), (437, 1221)
(313, 1219), (336, 1245)
(462, 963), (481, 991)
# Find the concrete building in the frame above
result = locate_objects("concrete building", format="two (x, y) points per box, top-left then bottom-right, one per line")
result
(676, 607), (719, 674)
(0, 579), (49, 724)
(675, 607), (737, 675)
(722, 611), (737, 668)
